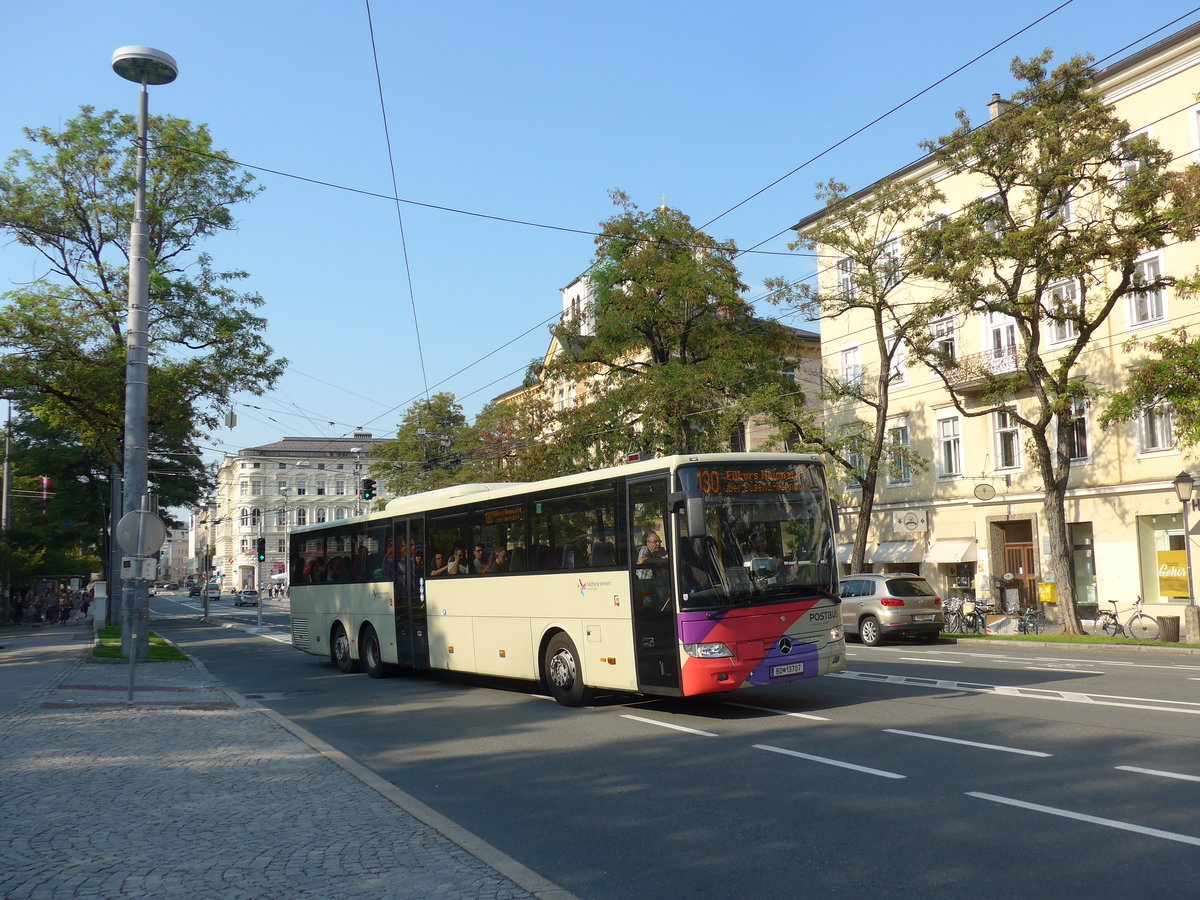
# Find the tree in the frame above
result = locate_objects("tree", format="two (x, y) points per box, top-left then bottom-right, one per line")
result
(765, 177), (942, 572)
(0, 107), (285, 503)
(545, 192), (800, 465)
(908, 53), (1200, 633)
(1100, 329), (1200, 447)
(370, 393), (471, 497)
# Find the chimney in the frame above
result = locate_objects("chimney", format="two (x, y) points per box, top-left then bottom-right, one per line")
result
(988, 93), (1011, 120)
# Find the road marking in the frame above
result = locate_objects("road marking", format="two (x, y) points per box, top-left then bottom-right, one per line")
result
(1116, 765), (1200, 783)
(915, 649), (1200, 672)
(726, 701), (830, 721)
(1023, 666), (1104, 675)
(899, 657), (962, 664)
(621, 714), (717, 737)
(754, 744), (905, 779)
(832, 670), (1200, 715)
(968, 792), (1200, 847)
(882, 728), (1051, 757)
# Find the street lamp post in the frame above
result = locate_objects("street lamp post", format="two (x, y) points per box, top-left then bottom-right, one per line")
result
(1172, 471), (1200, 643)
(112, 46), (178, 660)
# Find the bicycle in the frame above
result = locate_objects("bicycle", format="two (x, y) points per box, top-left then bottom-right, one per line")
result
(1016, 606), (1045, 635)
(942, 597), (964, 634)
(1094, 596), (1160, 640)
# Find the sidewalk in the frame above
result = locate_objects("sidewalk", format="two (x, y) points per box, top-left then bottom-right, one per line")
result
(0, 623), (574, 900)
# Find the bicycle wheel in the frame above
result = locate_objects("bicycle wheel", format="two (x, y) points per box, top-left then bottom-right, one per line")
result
(1126, 614), (1159, 641)
(944, 612), (960, 634)
(1029, 615), (1044, 635)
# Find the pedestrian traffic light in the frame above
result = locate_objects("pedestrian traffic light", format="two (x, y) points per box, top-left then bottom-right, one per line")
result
(255, 537), (266, 562)
(361, 478), (375, 500)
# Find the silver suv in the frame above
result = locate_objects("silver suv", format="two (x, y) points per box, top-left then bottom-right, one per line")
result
(839, 573), (943, 646)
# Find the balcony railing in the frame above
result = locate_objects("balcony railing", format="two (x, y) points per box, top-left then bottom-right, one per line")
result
(941, 346), (1028, 394)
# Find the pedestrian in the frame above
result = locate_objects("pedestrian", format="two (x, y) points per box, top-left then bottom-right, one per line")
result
(59, 593), (73, 625)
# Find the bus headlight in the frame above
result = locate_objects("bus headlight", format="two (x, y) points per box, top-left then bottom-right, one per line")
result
(683, 642), (734, 659)
(828, 625), (844, 642)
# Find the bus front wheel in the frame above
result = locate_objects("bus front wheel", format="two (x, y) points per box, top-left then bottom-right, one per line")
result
(331, 622), (359, 673)
(361, 625), (388, 679)
(544, 633), (587, 707)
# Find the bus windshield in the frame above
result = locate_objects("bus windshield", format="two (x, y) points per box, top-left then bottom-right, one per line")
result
(675, 462), (836, 612)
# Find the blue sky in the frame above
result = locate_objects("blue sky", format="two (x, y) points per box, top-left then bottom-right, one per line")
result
(3, 0), (1199, 470)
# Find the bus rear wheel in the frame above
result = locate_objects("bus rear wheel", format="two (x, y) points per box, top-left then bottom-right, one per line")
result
(331, 622), (358, 673)
(361, 625), (388, 679)
(544, 633), (587, 707)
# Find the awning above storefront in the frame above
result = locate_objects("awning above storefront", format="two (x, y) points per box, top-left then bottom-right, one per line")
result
(870, 540), (922, 563)
(925, 538), (978, 564)
(837, 543), (873, 564)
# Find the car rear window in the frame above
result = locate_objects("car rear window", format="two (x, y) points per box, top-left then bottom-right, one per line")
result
(886, 578), (936, 597)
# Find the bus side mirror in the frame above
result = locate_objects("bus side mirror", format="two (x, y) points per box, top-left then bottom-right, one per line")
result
(669, 490), (707, 538)
(830, 499), (840, 533)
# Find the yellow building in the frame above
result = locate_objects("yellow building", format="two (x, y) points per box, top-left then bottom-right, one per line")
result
(794, 24), (1200, 631)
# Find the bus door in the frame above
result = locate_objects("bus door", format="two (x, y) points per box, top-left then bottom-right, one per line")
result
(393, 516), (430, 669)
(628, 477), (681, 692)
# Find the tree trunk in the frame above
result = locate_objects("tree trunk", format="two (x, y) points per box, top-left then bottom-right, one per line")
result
(1031, 433), (1084, 635)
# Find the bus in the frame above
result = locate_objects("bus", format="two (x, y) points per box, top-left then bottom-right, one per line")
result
(289, 453), (845, 705)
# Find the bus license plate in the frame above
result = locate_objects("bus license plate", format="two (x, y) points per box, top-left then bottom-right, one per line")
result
(913, 614), (936, 622)
(771, 662), (805, 677)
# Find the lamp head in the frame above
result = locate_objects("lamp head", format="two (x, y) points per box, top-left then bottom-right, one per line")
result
(112, 46), (178, 85)
(1174, 470), (1195, 504)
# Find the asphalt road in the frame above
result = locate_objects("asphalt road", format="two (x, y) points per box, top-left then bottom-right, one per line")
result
(150, 595), (1200, 900)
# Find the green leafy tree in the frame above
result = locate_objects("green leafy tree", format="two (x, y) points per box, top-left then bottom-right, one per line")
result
(545, 192), (800, 465)
(0, 107), (285, 502)
(908, 53), (1200, 633)
(765, 177), (942, 572)
(1101, 329), (1200, 447)
(370, 393), (471, 497)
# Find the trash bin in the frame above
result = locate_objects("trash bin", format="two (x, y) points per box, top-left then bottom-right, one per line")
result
(1157, 616), (1180, 643)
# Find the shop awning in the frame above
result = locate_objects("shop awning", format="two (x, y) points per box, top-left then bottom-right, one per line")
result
(870, 540), (923, 563)
(925, 538), (978, 564)
(837, 543), (870, 564)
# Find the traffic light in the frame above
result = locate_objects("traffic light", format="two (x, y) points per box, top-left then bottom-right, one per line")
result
(255, 537), (266, 562)
(361, 478), (376, 500)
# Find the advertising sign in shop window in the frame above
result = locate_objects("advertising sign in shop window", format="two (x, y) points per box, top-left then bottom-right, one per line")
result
(1158, 550), (1189, 598)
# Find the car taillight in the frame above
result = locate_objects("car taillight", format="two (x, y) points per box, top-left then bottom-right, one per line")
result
(880, 597), (905, 607)
(934, 596), (942, 606)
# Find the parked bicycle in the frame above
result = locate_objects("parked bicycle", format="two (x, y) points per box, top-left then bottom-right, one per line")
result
(942, 596), (964, 634)
(1016, 606), (1045, 635)
(1094, 596), (1159, 640)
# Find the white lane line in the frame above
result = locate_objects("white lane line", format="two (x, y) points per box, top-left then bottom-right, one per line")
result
(919, 650), (1200, 672)
(883, 728), (1051, 757)
(620, 714), (718, 737)
(754, 744), (905, 779)
(1023, 666), (1104, 675)
(968, 792), (1200, 847)
(1116, 765), (1200, 783)
(900, 657), (962, 664)
(726, 701), (830, 721)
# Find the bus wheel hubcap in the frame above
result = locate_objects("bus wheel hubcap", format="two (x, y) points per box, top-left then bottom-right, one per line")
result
(550, 650), (575, 687)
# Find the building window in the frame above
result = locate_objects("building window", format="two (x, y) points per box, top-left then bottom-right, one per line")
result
(239, 508), (250, 526)
(240, 539), (249, 552)
(979, 193), (1005, 236)
(1138, 403), (1174, 452)
(250, 508), (261, 527)
(252, 462), (261, 469)
(1047, 279), (1079, 344)
(995, 409), (1021, 469)
(239, 480), (249, 497)
(841, 346), (862, 388)
(316, 480), (327, 496)
(276, 509), (286, 527)
(315, 508), (327, 524)
(730, 422), (747, 453)
(296, 481), (307, 496)
(887, 334), (907, 386)
(887, 424), (911, 485)
(988, 312), (1018, 373)
(1119, 130), (1150, 186)
(836, 256), (857, 300)
(296, 509), (307, 527)
(1066, 398), (1089, 462)
(277, 539), (285, 553)
(335, 507), (346, 520)
(881, 238), (901, 290)
(931, 317), (956, 363)
(335, 480), (346, 495)
(1130, 255), (1165, 325)
(938, 416), (962, 477)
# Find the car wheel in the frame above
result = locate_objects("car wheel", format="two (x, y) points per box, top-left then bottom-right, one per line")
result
(859, 616), (883, 647)
(543, 632), (587, 706)
(331, 622), (358, 673)
(361, 625), (388, 679)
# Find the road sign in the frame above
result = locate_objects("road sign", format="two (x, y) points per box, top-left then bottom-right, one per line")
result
(115, 510), (167, 556)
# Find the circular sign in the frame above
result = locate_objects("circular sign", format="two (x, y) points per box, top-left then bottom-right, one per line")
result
(115, 510), (167, 556)
(1002, 572), (1014, 581)
(973, 483), (997, 501)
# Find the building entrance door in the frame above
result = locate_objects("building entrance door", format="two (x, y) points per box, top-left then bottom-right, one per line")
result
(1001, 543), (1036, 613)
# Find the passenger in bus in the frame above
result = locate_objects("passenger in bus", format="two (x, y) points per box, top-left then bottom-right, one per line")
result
(470, 544), (489, 574)
(486, 546), (510, 573)
(448, 547), (468, 575)
(429, 552), (452, 577)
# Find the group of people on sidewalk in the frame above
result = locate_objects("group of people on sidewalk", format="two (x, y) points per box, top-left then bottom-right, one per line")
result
(8, 586), (92, 627)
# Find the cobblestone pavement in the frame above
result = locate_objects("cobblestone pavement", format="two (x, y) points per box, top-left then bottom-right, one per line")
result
(0, 627), (573, 900)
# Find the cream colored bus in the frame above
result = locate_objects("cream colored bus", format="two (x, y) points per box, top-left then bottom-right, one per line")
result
(289, 453), (845, 705)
